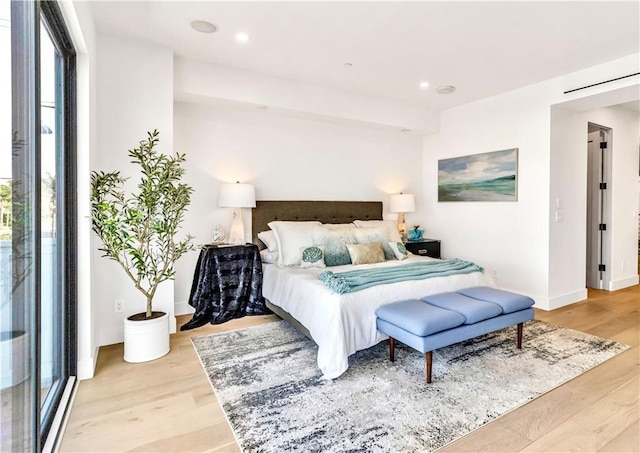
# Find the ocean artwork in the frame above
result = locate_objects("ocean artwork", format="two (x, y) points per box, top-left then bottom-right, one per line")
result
(438, 148), (518, 202)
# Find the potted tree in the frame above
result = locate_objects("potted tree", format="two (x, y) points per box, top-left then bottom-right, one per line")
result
(91, 130), (194, 362)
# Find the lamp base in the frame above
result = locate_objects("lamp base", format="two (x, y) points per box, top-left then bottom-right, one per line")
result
(397, 212), (407, 242)
(228, 208), (245, 245)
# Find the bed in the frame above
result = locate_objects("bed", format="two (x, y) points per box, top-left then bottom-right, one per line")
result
(252, 200), (495, 379)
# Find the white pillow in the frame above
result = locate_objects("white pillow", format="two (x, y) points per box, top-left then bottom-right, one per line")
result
(388, 241), (409, 260)
(259, 249), (278, 264)
(322, 223), (356, 230)
(353, 219), (402, 243)
(257, 230), (278, 252)
(268, 221), (324, 267)
(299, 245), (326, 269)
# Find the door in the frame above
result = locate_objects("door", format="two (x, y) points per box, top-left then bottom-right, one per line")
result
(0, 1), (77, 450)
(586, 124), (611, 289)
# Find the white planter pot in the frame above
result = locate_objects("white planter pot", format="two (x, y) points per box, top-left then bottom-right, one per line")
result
(123, 312), (170, 363)
(0, 330), (29, 390)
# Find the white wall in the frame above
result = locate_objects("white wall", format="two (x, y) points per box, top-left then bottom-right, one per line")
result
(424, 54), (639, 310)
(173, 101), (425, 312)
(549, 106), (590, 303)
(551, 104), (639, 292)
(423, 91), (552, 302)
(77, 19), (638, 382)
(586, 106), (639, 290)
(87, 37), (425, 346)
(93, 34), (176, 346)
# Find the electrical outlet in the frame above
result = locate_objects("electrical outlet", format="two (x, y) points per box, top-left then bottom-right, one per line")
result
(114, 299), (123, 313)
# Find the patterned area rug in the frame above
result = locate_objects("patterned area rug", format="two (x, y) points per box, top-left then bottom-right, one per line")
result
(191, 320), (628, 452)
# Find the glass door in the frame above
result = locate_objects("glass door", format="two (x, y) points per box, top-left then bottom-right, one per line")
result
(1, 2), (37, 450)
(39, 15), (62, 433)
(0, 1), (76, 450)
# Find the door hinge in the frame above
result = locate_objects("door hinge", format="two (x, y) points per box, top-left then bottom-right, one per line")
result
(598, 264), (606, 271)
(599, 182), (607, 190)
(599, 223), (607, 231)
(600, 141), (607, 149)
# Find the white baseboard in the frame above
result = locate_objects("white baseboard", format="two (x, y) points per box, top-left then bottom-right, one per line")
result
(175, 300), (195, 316)
(77, 346), (99, 380)
(538, 288), (588, 311)
(609, 275), (639, 291)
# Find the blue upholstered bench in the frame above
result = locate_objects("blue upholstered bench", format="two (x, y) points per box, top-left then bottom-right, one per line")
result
(375, 286), (535, 383)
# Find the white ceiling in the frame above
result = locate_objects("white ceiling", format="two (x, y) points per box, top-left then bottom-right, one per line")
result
(89, 1), (640, 111)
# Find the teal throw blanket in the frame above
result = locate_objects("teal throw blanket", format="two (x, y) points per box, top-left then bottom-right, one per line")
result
(317, 259), (483, 294)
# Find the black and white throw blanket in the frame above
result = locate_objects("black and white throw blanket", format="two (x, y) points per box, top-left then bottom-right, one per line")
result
(180, 244), (268, 330)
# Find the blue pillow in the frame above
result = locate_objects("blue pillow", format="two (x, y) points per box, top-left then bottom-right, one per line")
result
(323, 229), (356, 267)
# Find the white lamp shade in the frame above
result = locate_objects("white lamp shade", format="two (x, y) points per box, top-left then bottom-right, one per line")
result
(218, 183), (256, 208)
(389, 193), (415, 213)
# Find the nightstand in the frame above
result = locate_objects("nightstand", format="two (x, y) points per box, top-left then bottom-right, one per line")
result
(180, 244), (269, 330)
(404, 239), (441, 259)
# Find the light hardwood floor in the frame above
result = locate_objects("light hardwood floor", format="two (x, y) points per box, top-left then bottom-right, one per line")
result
(60, 286), (639, 452)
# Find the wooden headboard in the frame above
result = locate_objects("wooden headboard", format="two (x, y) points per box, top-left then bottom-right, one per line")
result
(252, 200), (383, 246)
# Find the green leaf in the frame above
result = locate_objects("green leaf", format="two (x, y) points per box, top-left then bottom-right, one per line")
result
(90, 130), (195, 312)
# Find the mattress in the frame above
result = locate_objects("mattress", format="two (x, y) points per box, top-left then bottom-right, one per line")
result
(262, 255), (495, 379)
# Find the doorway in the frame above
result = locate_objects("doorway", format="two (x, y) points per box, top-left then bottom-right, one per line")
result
(586, 123), (612, 289)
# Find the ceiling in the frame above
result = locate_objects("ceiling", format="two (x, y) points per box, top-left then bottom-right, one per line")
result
(89, 1), (640, 112)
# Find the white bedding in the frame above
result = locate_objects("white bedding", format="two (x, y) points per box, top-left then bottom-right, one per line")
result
(262, 255), (496, 379)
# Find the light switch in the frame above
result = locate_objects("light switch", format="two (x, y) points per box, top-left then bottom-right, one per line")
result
(555, 210), (563, 222)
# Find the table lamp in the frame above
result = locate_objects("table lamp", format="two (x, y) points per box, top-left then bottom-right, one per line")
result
(389, 193), (415, 242)
(218, 182), (256, 245)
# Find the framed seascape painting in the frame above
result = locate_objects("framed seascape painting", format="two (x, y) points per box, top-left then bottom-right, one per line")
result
(438, 148), (518, 202)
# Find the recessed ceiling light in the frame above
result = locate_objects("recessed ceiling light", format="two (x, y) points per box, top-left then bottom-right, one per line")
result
(419, 81), (429, 90)
(257, 105), (268, 110)
(191, 20), (218, 34)
(437, 85), (456, 94)
(235, 32), (250, 42)
(344, 63), (353, 68)
(401, 129), (411, 133)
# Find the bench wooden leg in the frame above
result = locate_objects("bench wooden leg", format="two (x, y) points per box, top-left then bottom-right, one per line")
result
(517, 322), (523, 349)
(425, 351), (432, 383)
(389, 337), (395, 362)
